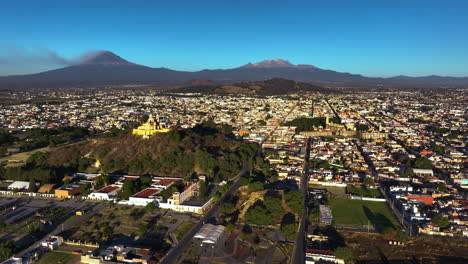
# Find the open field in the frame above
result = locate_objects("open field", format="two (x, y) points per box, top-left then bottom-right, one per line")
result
(36, 250), (80, 264)
(0, 146), (50, 167)
(174, 221), (195, 241)
(61, 206), (152, 242)
(329, 197), (400, 232)
(340, 231), (468, 264)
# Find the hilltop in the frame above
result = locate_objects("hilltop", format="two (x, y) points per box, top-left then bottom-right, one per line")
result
(44, 123), (257, 181)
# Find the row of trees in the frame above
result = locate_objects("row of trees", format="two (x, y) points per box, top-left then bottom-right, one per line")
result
(19, 127), (90, 150)
(0, 166), (59, 185)
(346, 185), (381, 198)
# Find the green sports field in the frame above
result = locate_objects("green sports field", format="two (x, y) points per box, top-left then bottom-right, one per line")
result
(37, 251), (80, 264)
(328, 197), (400, 232)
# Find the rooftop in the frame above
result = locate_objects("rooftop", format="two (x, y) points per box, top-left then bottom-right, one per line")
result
(96, 185), (121, 193)
(132, 188), (161, 198)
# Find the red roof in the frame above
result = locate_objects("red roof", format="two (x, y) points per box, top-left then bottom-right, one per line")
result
(124, 176), (140, 181)
(306, 248), (333, 255)
(181, 180), (198, 192)
(132, 188), (161, 198)
(97, 185), (120, 193)
(153, 178), (179, 187)
(407, 195), (434, 205)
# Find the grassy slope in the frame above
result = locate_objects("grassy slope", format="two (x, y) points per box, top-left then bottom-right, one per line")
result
(0, 146), (50, 167)
(45, 128), (244, 178)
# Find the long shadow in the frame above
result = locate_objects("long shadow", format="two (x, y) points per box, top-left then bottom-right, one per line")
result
(363, 206), (395, 233)
(320, 226), (346, 249)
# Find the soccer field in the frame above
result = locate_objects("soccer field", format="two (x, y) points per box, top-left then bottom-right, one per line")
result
(329, 197), (400, 232)
(37, 251), (80, 264)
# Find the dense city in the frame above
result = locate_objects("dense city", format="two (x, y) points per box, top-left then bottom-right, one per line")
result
(0, 87), (466, 264)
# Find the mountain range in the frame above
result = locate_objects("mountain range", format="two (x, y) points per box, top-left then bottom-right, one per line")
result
(1, 51), (467, 88)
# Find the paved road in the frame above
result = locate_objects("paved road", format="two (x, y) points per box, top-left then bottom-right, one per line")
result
(161, 103), (299, 264)
(159, 161), (249, 264)
(291, 137), (311, 264)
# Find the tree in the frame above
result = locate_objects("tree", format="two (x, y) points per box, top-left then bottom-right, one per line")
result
(333, 247), (354, 264)
(431, 215), (450, 228)
(356, 124), (369, 131)
(103, 225), (113, 238)
(413, 157), (432, 169)
(363, 177), (374, 187)
(317, 161), (330, 169)
(401, 167), (414, 177)
(257, 120), (267, 126)
(239, 176), (249, 186)
(284, 190), (304, 214)
(120, 180), (136, 200)
(98, 147), (110, 159)
(436, 183), (447, 192)
(248, 181), (264, 192)
(280, 212), (297, 239)
(145, 202), (156, 212)
(220, 202), (235, 215)
(244, 202), (273, 226)
(0, 240), (15, 260)
(0, 147), (7, 156)
(28, 179), (37, 193)
(264, 192), (283, 219)
(199, 179), (208, 199)
(26, 151), (49, 167)
(138, 224), (148, 235)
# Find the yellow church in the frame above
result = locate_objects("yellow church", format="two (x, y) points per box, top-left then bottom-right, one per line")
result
(132, 114), (169, 138)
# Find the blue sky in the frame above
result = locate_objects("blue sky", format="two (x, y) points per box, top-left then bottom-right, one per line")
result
(1, 0), (467, 77)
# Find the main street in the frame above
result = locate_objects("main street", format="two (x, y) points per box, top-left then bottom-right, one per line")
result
(290, 137), (311, 264)
(160, 103), (298, 264)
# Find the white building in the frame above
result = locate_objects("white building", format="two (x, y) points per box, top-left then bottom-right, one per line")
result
(87, 185), (121, 200)
(194, 224), (227, 248)
(8, 181), (30, 190)
(41, 236), (64, 250)
(128, 188), (162, 206)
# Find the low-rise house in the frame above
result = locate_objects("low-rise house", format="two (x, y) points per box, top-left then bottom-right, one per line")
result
(38, 184), (55, 194)
(55, 183), (87, 198)
(7, 181), (29, 191)
(41, 236), (63, 250)
(128, 188), (162, 206)
(87, 185), (121, 200)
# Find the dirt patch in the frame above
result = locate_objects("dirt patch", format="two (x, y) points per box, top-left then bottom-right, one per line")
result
(340, 231), (468, 263)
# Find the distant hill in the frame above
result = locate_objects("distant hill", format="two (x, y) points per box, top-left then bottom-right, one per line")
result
(1, 51), (467, 88)
(172, 78), (333, 95)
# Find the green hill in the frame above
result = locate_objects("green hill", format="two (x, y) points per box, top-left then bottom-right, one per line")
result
(44, 123), (257, 182)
